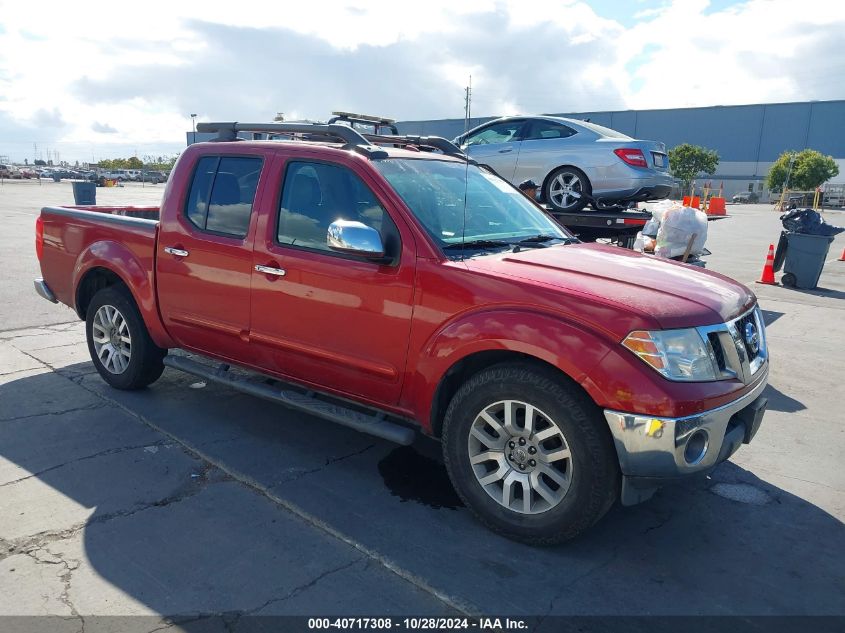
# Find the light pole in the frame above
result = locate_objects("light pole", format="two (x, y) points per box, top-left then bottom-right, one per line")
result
(190, 114), (197, 145)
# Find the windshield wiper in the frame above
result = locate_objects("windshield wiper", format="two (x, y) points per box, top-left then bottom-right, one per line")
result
(516, 234), (576, 245)
(442, 239), (512, 251)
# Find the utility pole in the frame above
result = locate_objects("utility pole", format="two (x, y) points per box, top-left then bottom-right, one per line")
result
(464, 75), (472, 133)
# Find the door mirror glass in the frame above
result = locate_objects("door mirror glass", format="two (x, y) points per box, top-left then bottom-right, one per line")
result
(327, 220), (385, 259)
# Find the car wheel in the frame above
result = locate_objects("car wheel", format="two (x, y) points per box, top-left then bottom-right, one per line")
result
(442, 363), (619, 545)
(544, 167), (591, 213)
(86, 286), (166, 390)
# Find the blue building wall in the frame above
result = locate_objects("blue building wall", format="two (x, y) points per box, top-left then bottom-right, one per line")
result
(396, 100), (845, 164)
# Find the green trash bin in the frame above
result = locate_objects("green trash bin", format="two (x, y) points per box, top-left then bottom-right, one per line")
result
(781, 232), (834, 289)
(72, 181), (96, 205)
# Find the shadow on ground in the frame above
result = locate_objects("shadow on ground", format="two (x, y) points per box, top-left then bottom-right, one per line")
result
(1, 363), (843, 620)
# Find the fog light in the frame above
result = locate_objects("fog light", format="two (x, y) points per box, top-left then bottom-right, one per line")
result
(684, 430), (709, 465)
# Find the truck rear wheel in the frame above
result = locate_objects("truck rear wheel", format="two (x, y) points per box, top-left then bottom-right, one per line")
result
(442, 363), (618, 545)
(86, 286), (166, 390)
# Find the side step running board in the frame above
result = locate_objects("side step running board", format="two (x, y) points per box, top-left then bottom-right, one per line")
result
(163, 355), (416, 446)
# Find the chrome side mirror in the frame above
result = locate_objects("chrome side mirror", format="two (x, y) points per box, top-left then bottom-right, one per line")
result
(327, 220), (385, 259)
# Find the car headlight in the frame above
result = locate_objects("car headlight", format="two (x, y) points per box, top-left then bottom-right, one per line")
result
(622, 329), (719, 381)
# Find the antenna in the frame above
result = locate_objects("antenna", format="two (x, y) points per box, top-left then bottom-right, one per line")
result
(464, 75), (472, 133)
(461, 74), (472, 262)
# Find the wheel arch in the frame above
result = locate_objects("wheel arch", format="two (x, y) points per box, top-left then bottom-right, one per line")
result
(73, 241), (174, 348)
(410, 309), (615, 438)
(541, 164), (593, 198)
(429, 350), (603, 439)
(76, 266), (127, 318)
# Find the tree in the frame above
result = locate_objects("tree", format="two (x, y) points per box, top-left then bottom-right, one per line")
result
(766, 149), (839, 192)
(668, 144), (720, 194)
(126, 156), (143, 169)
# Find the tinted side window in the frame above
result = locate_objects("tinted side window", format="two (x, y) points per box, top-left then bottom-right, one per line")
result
(185, 157), (217, 229)
(464, 120), (525, 147)
(185, 156), (263, 238)
(278, 161), (396, 255)
(525, 120), (576, 140)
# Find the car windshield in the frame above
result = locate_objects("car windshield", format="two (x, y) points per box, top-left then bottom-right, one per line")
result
(373, 159), (571, 253)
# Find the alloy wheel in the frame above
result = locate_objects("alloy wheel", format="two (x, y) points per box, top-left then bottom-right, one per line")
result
(467, 400), (574, 514)
(549, 172), (584, 210)
(91, 304), (132, 374)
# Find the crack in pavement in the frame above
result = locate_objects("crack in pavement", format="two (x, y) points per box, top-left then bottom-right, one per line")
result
(0, 402), (108, 424)
(23, 546), (84, 631)
(9, 345), (475, 617)
(0, 466), (219, 565)
(533, 546), (621, 631)
(643, 508), (674, 534)
(64, 367), (479, 617)
(0, 440), (169, 488)
(0, 321), (79, 336)
(239, 556), (364, 620)
(276, 444), (376, 485)
(10, 340), (88, 354)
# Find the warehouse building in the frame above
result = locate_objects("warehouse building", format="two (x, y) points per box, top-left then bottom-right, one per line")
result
(395, 99), (845, 200)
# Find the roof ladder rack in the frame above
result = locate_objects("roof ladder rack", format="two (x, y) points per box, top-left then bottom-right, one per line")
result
(362, 133), (468, 159)
(194, 121), (389, 158)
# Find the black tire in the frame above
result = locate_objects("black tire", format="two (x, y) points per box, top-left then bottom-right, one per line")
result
(442, 363), (619, 545)
(86, 285), (166, 390)
(543, 166), (591, 213)
(781, 272), (797, 287)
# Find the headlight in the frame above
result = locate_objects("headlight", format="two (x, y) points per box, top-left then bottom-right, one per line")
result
(622, 329), (719, 381)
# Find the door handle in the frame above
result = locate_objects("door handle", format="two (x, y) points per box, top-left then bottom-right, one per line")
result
(497, 148), (513, 153)
(164, 247), (189, 257)
(255, 264), (286, 277)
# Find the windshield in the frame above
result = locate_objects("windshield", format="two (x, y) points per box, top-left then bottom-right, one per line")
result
(373, 159), (570, 252)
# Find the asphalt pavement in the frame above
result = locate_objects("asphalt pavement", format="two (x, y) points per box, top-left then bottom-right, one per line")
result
(0, 179), (843, 629)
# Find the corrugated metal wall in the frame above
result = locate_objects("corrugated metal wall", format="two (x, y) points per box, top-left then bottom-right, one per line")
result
(396, 100), (845, 165)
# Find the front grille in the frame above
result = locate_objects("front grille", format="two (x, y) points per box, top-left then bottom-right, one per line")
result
(697, 306), (766, 383)
(734, 311), (759, 362)
(707, 332), (726, 371)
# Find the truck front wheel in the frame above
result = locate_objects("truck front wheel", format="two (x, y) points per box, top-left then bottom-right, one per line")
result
(85, 286), (166, 390)
(442, 363), (618, 545)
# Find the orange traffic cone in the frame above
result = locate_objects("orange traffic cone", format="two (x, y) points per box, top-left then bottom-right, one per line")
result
(756, 244), (777, 285)
(838, 247), (845, 261)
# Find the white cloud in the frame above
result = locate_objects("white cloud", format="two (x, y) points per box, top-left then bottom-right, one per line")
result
(0, 0), (842, 162)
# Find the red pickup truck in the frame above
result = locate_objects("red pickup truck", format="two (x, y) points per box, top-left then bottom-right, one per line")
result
(34, 122), (769, 544)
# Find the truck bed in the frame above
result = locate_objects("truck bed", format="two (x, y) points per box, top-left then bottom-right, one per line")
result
(39, 205), (160, 316)
(64, 205), (161, 221)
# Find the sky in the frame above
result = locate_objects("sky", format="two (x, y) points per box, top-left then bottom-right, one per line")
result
(0, 0), (843, 164)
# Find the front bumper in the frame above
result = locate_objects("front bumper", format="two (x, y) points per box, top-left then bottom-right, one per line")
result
(604, 366), (768, 505)
(34, 278), (58, 303)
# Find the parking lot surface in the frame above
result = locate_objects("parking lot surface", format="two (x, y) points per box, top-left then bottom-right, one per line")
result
(1, 180), (843, 626)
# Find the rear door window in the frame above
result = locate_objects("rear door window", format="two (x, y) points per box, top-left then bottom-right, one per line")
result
(184, 156), (263, 238)
(525, 120), (576, 140)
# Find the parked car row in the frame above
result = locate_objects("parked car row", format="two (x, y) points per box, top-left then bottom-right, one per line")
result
(0, 166), (170, 183)
(100, 169), (169, 183)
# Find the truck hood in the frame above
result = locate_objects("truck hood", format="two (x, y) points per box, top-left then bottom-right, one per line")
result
(464, 243), (755, 330)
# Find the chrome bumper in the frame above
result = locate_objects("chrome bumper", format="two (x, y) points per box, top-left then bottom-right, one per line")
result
(34, 278), (58, 303)
(604, 365), (769, 505)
